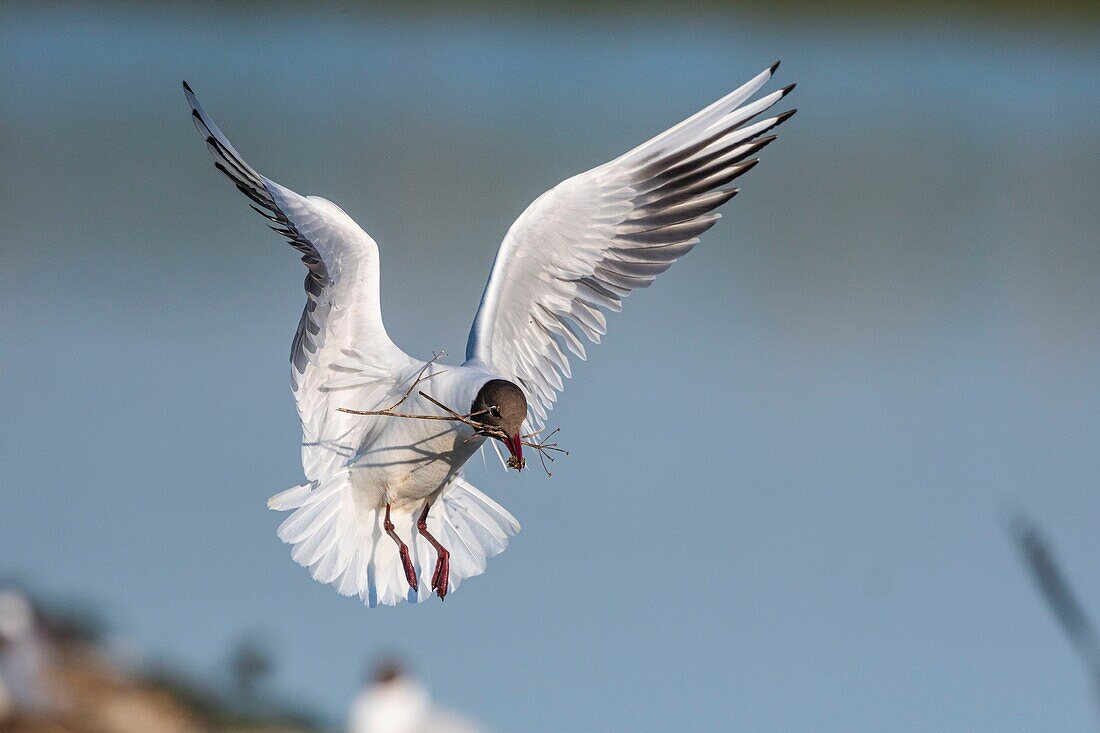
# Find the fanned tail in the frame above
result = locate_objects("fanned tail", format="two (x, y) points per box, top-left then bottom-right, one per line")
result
(268, 473), (520, 607)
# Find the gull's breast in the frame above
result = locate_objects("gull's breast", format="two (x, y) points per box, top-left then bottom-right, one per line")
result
(350, 418), (485, 511)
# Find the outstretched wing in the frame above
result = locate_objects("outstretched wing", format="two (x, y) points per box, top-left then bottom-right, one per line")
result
(463, 63), (795, 426)
(184, 83), (414, 479)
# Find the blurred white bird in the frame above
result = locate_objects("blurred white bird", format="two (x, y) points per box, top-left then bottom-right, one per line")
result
(184, 62), (794, 606)
(348, 663), (486, 733)
(0, 590), (47, 720)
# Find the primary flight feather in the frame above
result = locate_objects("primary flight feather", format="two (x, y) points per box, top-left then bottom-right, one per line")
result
(184, 62), (795, 607)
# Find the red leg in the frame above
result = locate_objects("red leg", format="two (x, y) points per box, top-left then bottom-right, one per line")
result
(384, 503), (418, 592)
(417, 502), (450, 600)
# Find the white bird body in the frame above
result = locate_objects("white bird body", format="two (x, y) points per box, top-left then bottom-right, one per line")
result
(348, 672), (486, 733)
(341, 365), (495, 513)
(185, 62), (795, 606)
(348, 677), (430, 733)
(266, 352), (519, 606)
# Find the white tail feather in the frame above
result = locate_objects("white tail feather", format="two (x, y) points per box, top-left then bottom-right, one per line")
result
(268, 473), (519, 607)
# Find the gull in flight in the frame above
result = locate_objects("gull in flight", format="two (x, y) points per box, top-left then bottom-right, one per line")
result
(184, 62), (795, 607)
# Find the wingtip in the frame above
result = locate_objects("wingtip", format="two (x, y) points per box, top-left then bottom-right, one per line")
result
(769, 60), (781, 75)
(182, 80), (199, 111)
(776, 109), (798, 123)
(781, 82), (797, 96)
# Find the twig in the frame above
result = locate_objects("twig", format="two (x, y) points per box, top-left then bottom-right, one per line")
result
(383, 351), (446, 411)
(335, 360), (568, 476)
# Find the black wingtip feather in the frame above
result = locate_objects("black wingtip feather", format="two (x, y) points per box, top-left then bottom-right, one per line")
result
(781, 83), (797, 96)
(742, 135), (778, 159)
(213, 161), (239, 184)
(182, 80), (193, 93)
(776, 109), (797, 123)
(737, 158), (760, 177)
(769, 60), (781, 74)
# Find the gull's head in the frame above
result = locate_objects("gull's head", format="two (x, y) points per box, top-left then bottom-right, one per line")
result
(471, 379), (527, 470)
(372, 659), (405, 685)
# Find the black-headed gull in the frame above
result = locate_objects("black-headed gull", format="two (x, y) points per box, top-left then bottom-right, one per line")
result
(184, 62), (794, 607)
(348, 662), (486, 733)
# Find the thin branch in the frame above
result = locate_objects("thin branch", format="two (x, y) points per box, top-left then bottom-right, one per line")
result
(419, 391), (478, 424)
(383, 350), (446, 412)
(336, 362), (567, 476)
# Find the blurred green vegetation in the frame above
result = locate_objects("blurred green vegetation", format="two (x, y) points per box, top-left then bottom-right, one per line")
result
(195, 0), (1100, 26)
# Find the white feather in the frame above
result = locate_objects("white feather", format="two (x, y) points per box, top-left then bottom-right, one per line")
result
(463, 63), (795, 428)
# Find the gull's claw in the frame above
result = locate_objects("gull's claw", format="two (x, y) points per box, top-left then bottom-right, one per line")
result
(431, 549), (450, 600)
(399, 545), (418, 591)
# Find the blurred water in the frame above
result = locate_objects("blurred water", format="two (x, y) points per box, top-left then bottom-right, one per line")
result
(1, 4), (1098, 731)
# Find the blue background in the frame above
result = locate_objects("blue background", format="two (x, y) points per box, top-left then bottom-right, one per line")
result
(1, 4), (1098, 730)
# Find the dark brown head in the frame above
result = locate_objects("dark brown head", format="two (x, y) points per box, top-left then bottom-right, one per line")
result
(371, 659), (404, 685)
(471, 379), (528, 469)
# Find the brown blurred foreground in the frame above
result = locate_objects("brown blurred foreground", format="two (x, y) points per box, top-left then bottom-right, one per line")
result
(0, 591), (322, 733)
(3, 647), (312, 733)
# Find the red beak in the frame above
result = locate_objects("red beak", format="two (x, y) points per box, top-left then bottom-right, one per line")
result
(503, 433), (524, 470)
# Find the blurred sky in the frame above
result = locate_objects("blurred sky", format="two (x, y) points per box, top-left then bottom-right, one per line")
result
(1, 3), (1099, 731)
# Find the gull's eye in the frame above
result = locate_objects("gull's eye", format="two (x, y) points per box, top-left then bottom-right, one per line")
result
(489, 406), (502, 418)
